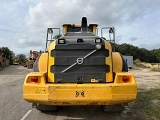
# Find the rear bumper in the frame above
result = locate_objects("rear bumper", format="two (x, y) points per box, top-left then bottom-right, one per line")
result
(23, 83), (137, 105)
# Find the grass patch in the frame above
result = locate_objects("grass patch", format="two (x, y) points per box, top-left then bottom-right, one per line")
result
(135, 89), (160, 119)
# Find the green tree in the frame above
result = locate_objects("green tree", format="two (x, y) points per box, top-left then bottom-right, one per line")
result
(9, 51), (15, 65)
(1, 47), (15, 65)
(115, 43), (159, 63)
(1, 47), (10, 59)
(16, 54), (26, 65)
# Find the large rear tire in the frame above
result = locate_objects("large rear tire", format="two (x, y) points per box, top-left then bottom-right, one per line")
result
(102, 104), (125, 112)
(36, 104), (58, 112)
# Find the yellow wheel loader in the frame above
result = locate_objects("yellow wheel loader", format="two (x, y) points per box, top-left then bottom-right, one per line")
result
(23, 17), (137, 112)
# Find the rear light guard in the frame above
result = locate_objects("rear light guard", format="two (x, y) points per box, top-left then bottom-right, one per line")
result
(115, 75), (132, 83)
(26, 76), (39, 83)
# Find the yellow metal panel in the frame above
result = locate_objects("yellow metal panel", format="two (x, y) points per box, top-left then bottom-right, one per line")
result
(47, 41), (55, 82)
(48, 88), (112, 102)
(23, 82), (137, 105)
(24, 72), (46, 84)
(104, 41), (113, 82)
(112, 52), (123, 73)
(114, 72), (137, 84)
(38, 53), (48, 72)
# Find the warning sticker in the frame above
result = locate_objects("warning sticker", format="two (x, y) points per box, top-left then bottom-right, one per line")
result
(35, 87), (46, 94)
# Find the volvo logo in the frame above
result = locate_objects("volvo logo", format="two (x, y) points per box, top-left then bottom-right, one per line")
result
(77, 57), (83, 64)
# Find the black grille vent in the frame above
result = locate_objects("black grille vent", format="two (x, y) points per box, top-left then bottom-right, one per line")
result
(50, 43), (110, 83)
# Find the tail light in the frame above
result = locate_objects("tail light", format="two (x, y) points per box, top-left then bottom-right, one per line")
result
(122, 76), (130, 83)
(30, 77), (38, 83)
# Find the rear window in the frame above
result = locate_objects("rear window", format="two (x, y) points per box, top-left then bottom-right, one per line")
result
(67, 26), (93, 32)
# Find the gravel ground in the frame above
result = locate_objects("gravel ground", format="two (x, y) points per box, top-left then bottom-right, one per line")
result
(129, 68), (160, 91)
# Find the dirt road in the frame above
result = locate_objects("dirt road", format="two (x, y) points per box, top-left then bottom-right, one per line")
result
(130, 68), (160, 92)
(0, 66), (159, 120)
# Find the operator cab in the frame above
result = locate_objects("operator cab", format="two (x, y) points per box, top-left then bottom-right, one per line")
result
(45, 17), (115, 52)
(62, 24), (98, 34)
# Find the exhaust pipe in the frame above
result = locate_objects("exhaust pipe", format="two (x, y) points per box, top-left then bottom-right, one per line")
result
(81, 17), (88, 32)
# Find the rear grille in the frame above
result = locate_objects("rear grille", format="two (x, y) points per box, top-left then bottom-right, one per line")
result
(50, 44), (110, 83)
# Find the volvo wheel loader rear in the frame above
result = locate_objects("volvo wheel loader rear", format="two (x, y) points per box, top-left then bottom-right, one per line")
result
(23, 17), (137, 112)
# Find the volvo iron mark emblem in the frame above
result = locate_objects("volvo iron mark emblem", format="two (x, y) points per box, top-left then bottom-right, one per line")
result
(77, 57), (83, 64)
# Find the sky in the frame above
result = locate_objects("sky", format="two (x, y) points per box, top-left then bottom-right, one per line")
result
(0, 0), (160, 56)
